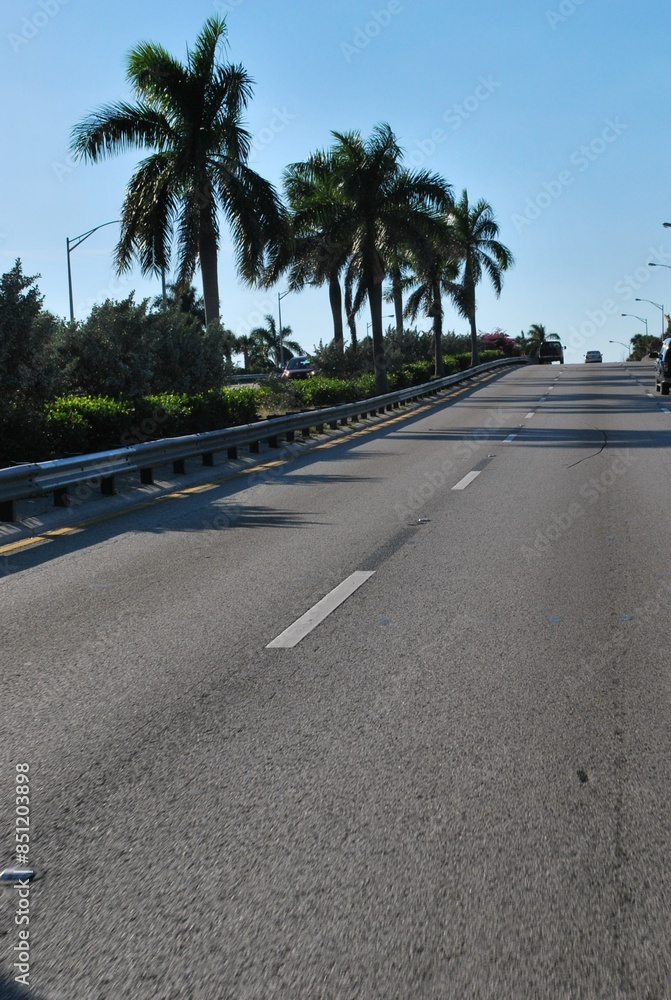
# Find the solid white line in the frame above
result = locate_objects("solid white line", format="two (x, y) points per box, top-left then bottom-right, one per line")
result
(266, 571), (375, 648)
(525, 411), (535, 419)
(452, 470), (481, 491)
(504, 434), (517, 442)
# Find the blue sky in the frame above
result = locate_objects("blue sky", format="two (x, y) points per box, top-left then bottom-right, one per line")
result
(1, 0), (670, 362)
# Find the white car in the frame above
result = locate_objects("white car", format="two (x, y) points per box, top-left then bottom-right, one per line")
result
(584, 350), (602, 363)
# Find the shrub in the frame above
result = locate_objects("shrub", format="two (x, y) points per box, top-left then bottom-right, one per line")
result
(479, 349), (506, 364)
(291, 377), (362, 409)
(0, 404), (49, 467)
(45, 396), (134, 455)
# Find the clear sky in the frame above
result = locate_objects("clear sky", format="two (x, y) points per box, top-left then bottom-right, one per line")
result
(1, 0), (669, 363)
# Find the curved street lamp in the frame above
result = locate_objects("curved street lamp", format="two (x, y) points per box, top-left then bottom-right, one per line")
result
(621, 313), (648, 335)
(66, 220), (119, 322)
(609, 339), (631, 359)
(634, 297), (665, 336)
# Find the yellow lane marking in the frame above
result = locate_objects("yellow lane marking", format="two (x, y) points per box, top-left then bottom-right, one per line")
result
(0, 372), (497, 558)
(0, 536), (54, 555)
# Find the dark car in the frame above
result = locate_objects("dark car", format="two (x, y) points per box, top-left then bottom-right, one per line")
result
(650, 338), (671, 395)
(281, 355), (319, 379)
(538, 341), (564, 364)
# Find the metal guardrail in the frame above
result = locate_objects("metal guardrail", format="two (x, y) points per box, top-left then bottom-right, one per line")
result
(0, 357), (526, 521)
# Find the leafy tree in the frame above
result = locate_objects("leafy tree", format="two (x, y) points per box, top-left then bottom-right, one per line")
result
(54, 294), (229, 396)
(70, 15), (286, 326)
(0, 260), (64, 403)
(447, 190), (514, 366)
(480, 328), (520, 356)
(629, 333), (662, 360)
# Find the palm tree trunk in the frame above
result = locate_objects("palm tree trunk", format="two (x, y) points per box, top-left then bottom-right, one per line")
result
(469, 311), (478, 366)
(345, 282), (357, 352)
(198, 196), (220, 326)
(431, 279), (444, 378)
(367, 278), (388, 395)
(391, 264), (404, 337)
(464, 266), (478, 366)
(328, 270), (344, 351)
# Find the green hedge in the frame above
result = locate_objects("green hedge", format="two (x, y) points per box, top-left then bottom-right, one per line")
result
(0, 355), (510, 466)
(0, 387), (262, 466)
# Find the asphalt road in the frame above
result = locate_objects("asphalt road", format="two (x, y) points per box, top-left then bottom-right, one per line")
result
(2, 361), (671, 999)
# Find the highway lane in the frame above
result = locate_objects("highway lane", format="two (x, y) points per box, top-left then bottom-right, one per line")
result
(2, 362), (671, 998)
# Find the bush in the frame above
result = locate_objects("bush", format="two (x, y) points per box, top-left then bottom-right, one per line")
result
(0, 404), (49, 467)
(291, 376), (363, 409)
(45, 396), (134, 455)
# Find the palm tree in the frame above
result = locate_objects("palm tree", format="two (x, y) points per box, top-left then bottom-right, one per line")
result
(152, 281), (207, 326)
(404, 237), (459, 377)
(447, 190), (514, 366)
(70, 16), (286, 327)
(249, 314), (304, 367)
(286, 124), (452, 394)
(282, 155), (352, 352)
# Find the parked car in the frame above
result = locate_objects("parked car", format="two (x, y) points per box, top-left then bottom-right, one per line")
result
(650, 338), (671, 395)
(584, 350), (603, 363)
(281, 355), (319, 379)
(538, 341), (564, 364)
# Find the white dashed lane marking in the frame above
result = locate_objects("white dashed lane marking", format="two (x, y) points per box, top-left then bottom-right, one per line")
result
(267, 571), (375, 648)
(452, 470), (481, 491)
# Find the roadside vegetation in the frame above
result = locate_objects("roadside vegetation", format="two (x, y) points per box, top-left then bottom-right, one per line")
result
(1, 15), (526, 466)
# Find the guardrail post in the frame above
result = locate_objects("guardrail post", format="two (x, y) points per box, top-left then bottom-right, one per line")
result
(0, 499), (15, 521)
(140, 468), (154, 485)
(227, 446), (238, 460)
(173, 459), (185, 474)
(302, 426), (311, 438)
(316, 423), (324, 434)
(202, 453), (214, 467)
(54, 487), (69, 507)
(249, 441), (260, 454)
(329, 420), (338, 430)
(101, 476), (115, 496)
(286, 430), (295, 442)
(268, 435), (280, 448)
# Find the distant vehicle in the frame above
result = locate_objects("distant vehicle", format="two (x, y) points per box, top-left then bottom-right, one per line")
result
(281, 355), (320, 379)
(584, 350), (602, 363)
(538, 341), (564, 364)
(650, 338), (671, 395)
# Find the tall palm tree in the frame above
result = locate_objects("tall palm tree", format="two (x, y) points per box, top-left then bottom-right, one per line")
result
(286, 124), (452, 394)
(282, 155), (351, 352)
(404, 221), (459, 377)
(447, 190), (514, 366)
(249, 314), (304, 367)
(70, 16), (286, 326)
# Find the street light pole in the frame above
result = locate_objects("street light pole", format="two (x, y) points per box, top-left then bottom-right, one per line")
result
(66, 220), (119, 322)
(634, 297), (665, 337)
(609, 339), (631, 360)
(621, 313), (648, 335)
(277, 289), (290, 366)
(366, 314), (394, 335)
